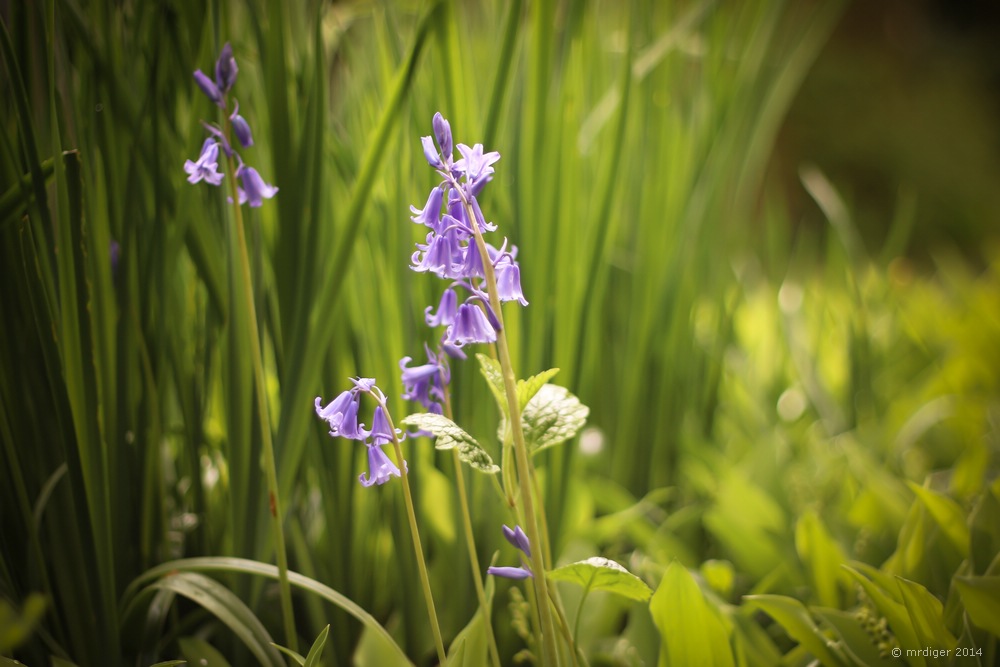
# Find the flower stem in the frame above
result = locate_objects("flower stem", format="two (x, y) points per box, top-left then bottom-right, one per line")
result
(457, 188), (561, 667)
(224, 146), (297, 650)
(381, 403), (447, 665)
(441, 383), (502, 667)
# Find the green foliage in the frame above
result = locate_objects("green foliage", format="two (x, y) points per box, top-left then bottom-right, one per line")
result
(400, 413), (499, 474)
(548, 557), (652, 602)
(3, 0), (999, 664)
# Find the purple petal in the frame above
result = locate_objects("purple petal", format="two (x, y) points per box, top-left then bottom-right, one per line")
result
(487, 566), (533, 580)
(194, 69), (224, 107)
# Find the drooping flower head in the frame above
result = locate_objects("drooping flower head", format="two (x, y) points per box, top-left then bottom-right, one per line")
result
(186, 43), (276, 206)
(408, 113), (526, 351)
(315, 378), (406, 487)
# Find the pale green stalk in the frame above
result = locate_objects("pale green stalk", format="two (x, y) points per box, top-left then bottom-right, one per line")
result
(378, 397), (447, 665)
(441, 378), (502, 667)
(223, 127), (297, 651)
(452, 183), (561, 666)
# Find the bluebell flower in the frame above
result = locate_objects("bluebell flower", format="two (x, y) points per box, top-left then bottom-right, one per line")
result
(230, 101), (254, 148)
(193, 70), (224, 107)
(432, 112), (453, 161)
(184, 139), (224, 185)
(359, 443), (403, 487)
(400, 346), (449, 413)
(488, 524), (533, 579)
(495, 257), (528, 306)
(237, 164), (279, 207)
(454, 143), (500, 196)
(214, 42), (238, 93)
(317, 378), (407, 487)
(445, 302), (497, 347)
(410, 186), (443, 229)
(425, 287), (458, 327)
(502, 524), (532, 557)
(369, 405), (400, 445)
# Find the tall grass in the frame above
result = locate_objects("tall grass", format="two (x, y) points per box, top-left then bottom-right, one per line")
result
(9, 0), (998, 665)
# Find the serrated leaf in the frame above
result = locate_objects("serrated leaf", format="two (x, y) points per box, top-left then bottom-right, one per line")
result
(518, 368), (559, 410)
(521, 384), (589, 454)
(476, 353), (508, 414)
(548, 557), (652, 602)
(401, 413), (499, 474)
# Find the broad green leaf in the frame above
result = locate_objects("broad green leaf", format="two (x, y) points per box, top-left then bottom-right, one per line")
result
(843, 566), (925, 666)
(954, 575), (1000, 637)
(650, 561), (735, 667)
(400, 413), (499, 473)
(796, 510), (848, 608)
(520, 384), (589, 454)
(895, 577), (956, 651)
(907, 483), (970, 556)
(476, 353), (507, 414)
(518, 368), (559, 409)
(446, 576), (494, 666)
(179, 637), (233, 667)
(0, 594), (45, 654)
(304, 625), (330, 667)
(744, 595), (846, 667)
(549, 557), (652, 602)
(969, 488), (1000, 575)
(813, 607), (895, 667)
(700, 560), (735, 599)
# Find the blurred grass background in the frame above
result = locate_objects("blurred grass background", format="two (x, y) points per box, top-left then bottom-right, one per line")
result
(2, 0), (999, 664)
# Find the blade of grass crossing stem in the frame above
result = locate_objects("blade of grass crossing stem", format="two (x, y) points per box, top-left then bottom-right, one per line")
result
(277, 0), (445, 500)
(122, 558), (414, 666)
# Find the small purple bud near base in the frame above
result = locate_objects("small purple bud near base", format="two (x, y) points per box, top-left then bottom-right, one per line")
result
(487, 566), (533, 580)
(230, 101), (254, 148)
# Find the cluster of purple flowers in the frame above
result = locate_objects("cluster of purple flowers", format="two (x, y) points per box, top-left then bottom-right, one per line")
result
(409, 113), (527, 349)
(315, 378), (406, 487)
(397, 113), (528, 422)
(184, 43), (277, 207)
(487, 525), (533, 579)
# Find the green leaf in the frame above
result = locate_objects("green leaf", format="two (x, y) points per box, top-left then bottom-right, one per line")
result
(895, 576), (957, 651)
(954, 575), (1000, 637)
(271, 643), (306, 666)
(813, 607), (895, 667)
(400, 413), (499, 473)
(906, 482), (970, 556)
(796, 510), (847, 608)
(0, 593), (45, 654)
(744, 595), (846, 667)
(548, 557), (652, 602)
(446, 576), (494, 666)
(650, 561), (735, 667)
(146, 572), (284, 667)
(303, 625), (330, 667)
(179, 637), (233, 667)
(842, 566), (925, 666)
(517, 368), (560, 410)
(519, 384), (589, 454)
(476, 353), (507, 414)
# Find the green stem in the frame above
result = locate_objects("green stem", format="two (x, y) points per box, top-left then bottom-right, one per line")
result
(380, 399), (447, 665)
(224, 135), (297, 651)
(441, 382), (503, 667)
(455, 186), (561, 667)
